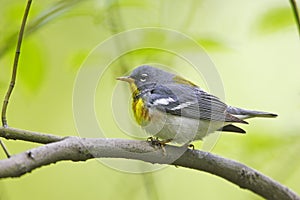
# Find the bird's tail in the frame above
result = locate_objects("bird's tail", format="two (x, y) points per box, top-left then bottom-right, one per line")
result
(227, 106), (278, 119)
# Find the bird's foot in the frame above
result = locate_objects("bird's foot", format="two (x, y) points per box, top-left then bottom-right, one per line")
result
(180, 142), (195, 150)
(188, 144), (195, 150)
(147, 137), (172, 146)
(147, 137), (172, 155)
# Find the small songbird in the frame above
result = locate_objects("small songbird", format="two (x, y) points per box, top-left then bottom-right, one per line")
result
(117, 65), (277, 144)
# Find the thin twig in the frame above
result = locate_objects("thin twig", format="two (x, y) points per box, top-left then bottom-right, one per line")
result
(1, 0), (32, 127)
(0, 0), (32, 157)
(290, 0), (300, 37)
(0, 140), (10, 157)
(0, 127), (63, 144)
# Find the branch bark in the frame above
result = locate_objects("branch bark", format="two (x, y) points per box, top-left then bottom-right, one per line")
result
(0, 127), (62, 144)
(0, 127), (299, 200)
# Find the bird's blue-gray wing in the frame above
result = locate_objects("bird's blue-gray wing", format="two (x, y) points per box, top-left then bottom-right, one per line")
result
(146, 84), (246, 123)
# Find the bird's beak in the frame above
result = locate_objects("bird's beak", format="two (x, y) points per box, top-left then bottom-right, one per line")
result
(116, 76), (134, 83)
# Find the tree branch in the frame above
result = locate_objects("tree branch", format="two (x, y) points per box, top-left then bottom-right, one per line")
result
(0, 128), (299, 200)
(290, 0), (300, 37)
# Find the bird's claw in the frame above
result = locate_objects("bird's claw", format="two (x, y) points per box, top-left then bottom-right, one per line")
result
(147, 137), (172, 146)
(188, 144), (195, 150)
(147, 137), (172, 155)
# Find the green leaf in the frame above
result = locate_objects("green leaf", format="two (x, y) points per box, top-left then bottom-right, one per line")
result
(256, 7), (295, 34)
(0, 0), (85, 59)
(18, 40), (45, 92)
(197, 37), (231, 51)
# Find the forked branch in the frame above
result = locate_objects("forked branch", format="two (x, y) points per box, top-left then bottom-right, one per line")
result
(0, 127), (299, 200)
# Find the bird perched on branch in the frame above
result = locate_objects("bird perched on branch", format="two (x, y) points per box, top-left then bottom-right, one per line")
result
(117, 65), (277, 145)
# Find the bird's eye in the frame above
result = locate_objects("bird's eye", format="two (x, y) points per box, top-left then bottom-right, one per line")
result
(140, 73), (148, 82)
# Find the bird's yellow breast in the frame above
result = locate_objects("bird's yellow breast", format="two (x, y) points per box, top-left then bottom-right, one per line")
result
(132, 97), (150, 126)
(128, 82), (150, 125)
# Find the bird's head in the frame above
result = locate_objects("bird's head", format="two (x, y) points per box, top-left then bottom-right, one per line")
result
(116, 65), (175, 89)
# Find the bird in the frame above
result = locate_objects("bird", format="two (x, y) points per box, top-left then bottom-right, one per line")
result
(117, 65), (277, 145)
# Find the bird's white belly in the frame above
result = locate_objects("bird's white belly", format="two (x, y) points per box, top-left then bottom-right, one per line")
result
(143, 109), (226, 144)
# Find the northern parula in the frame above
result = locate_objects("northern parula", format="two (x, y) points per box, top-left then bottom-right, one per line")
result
(117, 65), (277, 144)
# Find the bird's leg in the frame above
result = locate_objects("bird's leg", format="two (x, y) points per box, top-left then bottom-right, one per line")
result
(147, 137), (172, 146)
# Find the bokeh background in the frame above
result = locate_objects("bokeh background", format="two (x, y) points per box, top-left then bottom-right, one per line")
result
(0, 0), (300, 199)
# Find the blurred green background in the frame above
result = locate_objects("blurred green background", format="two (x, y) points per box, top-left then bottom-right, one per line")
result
(0, 0), (300, 199)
